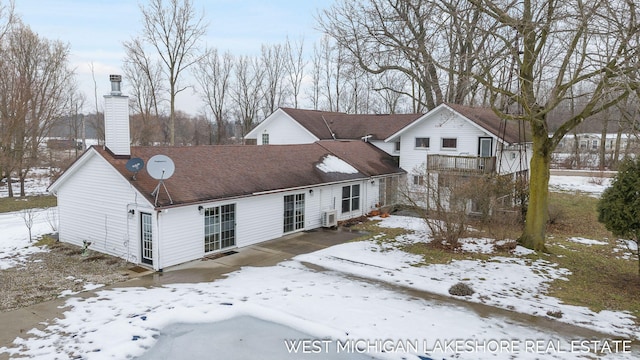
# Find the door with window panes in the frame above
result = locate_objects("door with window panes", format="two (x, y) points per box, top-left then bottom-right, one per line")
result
(284, 194), (305, 233)
(140, 212), (153, 265)
(204, 204), (236, 253)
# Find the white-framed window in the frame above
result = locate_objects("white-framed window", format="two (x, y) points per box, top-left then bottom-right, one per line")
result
(415, 137), (430, 149)
(341, 184), (360, 213)
(262, 133), (269, 145)
(394, 141), (401, 152)
(441, 138), (457, 150)
(413, 175), (425, 186)
(284, 193), (305, 233)
(204, 204), (236, 253)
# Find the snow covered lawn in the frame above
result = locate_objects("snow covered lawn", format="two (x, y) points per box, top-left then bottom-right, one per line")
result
(2, 214), (638, 360)
(0, 208), (55, 270)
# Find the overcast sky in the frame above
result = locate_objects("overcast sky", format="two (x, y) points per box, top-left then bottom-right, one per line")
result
(14, 0), (332, 114)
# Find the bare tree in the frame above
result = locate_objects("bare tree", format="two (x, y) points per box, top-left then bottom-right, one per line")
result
(307, 41), (323, 110)
(260, 43), (289, 115)
(372, 71), (410, 114)
(194, 48), (233, 144)
(232, 55), (264, 140)
(88, 62), (104, 144)
(21, 208), (37, 242)
(318, 0), (489, 110)
(65, 84), (86, 158)
(0, 0), (14, 42)
(0, 21), (74, 197)
(469, 0), (640, 250)
(123, 38), (165, 145)
(285, 36), (306, 109)
(134, 0), (208, 145)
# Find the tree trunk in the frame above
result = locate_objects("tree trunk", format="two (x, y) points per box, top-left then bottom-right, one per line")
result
(7, 175), (13, 198)
(572, 131), (580, 169)
(614, 126), (622, 168)
(19, 175), (25, 197)
(599, 113), (609, 171)
(519, 132), (551, 251)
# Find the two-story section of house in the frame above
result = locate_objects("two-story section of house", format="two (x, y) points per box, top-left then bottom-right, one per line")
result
(385, 103), (531, 180)
(384, 103), (531, 213)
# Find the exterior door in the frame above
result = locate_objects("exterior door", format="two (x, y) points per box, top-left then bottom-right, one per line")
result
(140, 212), (153, 265)
(479, 137), (493, 157)
(284, 193), (305, 233)
(204, 204), (236, 253)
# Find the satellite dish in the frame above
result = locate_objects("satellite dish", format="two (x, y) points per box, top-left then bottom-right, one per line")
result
(147, 155), (175, 180)
(125, 158), (145, 173)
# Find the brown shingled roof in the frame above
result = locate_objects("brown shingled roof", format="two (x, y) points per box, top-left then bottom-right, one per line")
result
(445, 103), (531, 144)
(95, 141), (403, 208)
(280, 108), (423, 140)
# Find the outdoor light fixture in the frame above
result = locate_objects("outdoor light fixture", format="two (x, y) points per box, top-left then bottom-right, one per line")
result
(198, 205), (204, 214)
(309, 189), (313, 195)
(128, 209), (135, 215)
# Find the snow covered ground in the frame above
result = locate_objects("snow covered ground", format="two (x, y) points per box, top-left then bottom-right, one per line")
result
(0, 167), (51, 198)
(1, 173), (638, 359)
(548, 174), (612, 197)
(0, 208), (56, 270)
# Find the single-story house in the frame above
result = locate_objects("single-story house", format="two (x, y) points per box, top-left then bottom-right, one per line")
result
(48, 77), (405, 271)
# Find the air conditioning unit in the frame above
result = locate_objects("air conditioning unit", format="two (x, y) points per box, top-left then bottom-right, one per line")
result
(321, 210), (338, 228)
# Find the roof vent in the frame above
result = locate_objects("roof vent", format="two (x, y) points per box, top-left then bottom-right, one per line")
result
(109, 74), (122, 96)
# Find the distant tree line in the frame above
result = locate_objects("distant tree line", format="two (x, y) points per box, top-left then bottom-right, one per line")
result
(0, 1), (75, 197)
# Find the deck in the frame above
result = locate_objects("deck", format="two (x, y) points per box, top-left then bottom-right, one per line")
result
(426, 154), (496, 174)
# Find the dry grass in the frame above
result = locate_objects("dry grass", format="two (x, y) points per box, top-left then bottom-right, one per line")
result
(357, 192), (640, 321)
(0, 235), (132, 312)
(0, 195), (57, 214)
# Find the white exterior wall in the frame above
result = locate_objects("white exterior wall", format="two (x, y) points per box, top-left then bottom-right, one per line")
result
(103, 95), (130, 156)
(156, 178), (383, 269)
(497, 147), (532, 174)
(368, 140), (396, 156)
(397, 108), (498, 176)
(253, 112), (317, 145)
(56, 151), (390, 270)
(56, 153), (153, 266)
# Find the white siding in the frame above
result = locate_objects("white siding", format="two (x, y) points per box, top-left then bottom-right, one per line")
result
(368, 140), (396, 155)
(255, 112), (317, 145)
(56, 151), (391, 270)
(398, 107), (497, 175)
(56, 153), (152, 266)
(497, 147), (532, 174)
(156, 178), (384, 269)
(103, 95), (130, 156)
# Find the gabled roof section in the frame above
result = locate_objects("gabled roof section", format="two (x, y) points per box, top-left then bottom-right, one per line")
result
(245, 108), (319, 141)
(385, 103), (530, 144)
(48, 147), (102, 193)
(445, 103), (531, 144)
(90, 142), (403, 208)
(280, 108), (423, 141)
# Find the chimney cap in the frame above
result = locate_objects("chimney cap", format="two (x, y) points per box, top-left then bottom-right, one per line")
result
(109, 74), (122, 96)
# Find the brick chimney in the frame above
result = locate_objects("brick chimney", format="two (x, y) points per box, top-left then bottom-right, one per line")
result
(103, 75), (130, 157)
